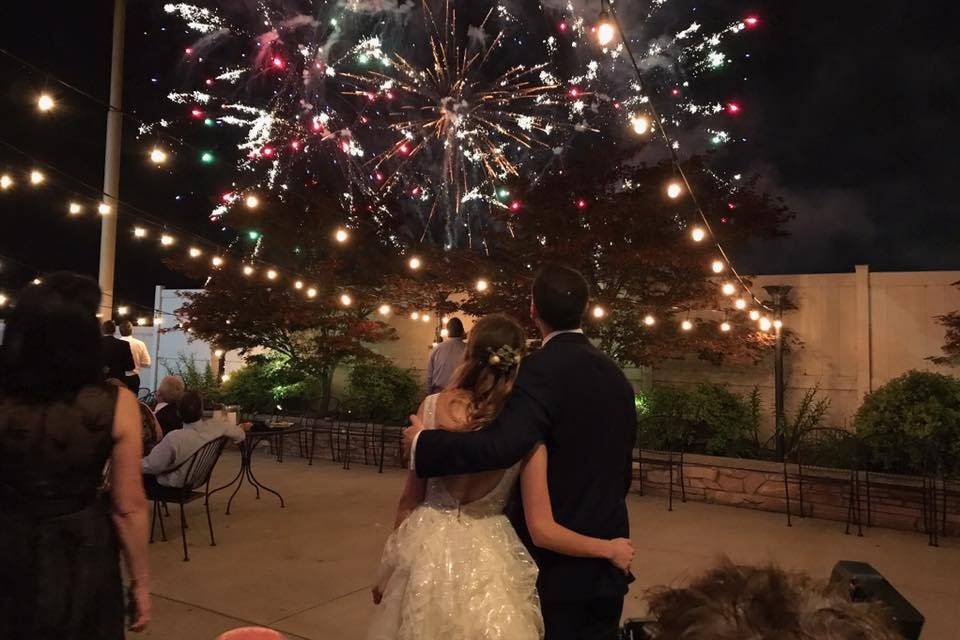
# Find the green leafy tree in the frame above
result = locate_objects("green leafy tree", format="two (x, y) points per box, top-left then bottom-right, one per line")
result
(342, 360), (422, 425)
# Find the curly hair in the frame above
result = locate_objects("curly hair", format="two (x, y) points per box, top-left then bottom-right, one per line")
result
(647, 560), (903, 640)
(448, 314), (526, 429)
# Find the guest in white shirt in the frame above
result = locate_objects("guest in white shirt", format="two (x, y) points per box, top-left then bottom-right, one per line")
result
(119, 320), (151, 394)
(425, 317), (468, 393)
(142, 391), (247, 488)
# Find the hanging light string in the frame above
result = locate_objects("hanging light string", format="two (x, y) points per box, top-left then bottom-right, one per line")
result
(598, 0), (771, 312)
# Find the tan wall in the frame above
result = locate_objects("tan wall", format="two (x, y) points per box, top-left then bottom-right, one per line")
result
(653, 267), (960, 430)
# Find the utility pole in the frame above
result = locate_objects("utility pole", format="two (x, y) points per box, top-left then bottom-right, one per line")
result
(98, 0), (127, 318)
(764, 285), (792, 460)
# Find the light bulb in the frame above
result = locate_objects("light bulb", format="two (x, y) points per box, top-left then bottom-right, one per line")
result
(211, 256), (224, 267)
(378, 304), (391, 316)
(133, 227), (147, 238)
(749, 309), (761, 321)
(160, 234), (175, 246)
(32, 278), (42, 286)
(37, 94), (55, 112)
(721, 282), (736, 296)
(476, 278), (489, 292)
(720, 321), (732, 332)
(68, 202), (83, 215)
(690, 226), (706, 242)
(592, 305), (606, 319)
(294, 280), (304, 290)
(245, 194), (260, 209)
(214, 349), (224, 358)
(759, 317), (772, 331)
(408, 256), (422, 270)
(774, 319), (783, 329)
(221, 374), (231, 383)
(0, 294), (7, 307)
(0, 175), (12, 190)
(596, 13), (616, 45)
(666, 181), (683, 199)
(681, 319), (693, 331)
(422, 314), (431, 322)
(411, 311), (420, 321)
(306, 287), (318, 299)
(117, 306), (129, 316)
(441, 316), (450, 325)
(149, 147), (168, 165)
(630, 115), (650, 135)
(334, 228), (349, 243)
(440, 328), (449, 338)
(643, 314), (656, 327)
(711, 260), (725, 274)
(136, 317), (147, 326)
(29, 170), (45, 185)
(734, 298), (747, 310)
(243, 265), (254, 276)
(266, 269), (277, 280)
(98, 203), (112, 215)
(189, 247), (202, 258)
(340, 293), (352, 306)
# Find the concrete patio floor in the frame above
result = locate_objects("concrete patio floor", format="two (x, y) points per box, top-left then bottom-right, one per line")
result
(141, 450), (960, 640)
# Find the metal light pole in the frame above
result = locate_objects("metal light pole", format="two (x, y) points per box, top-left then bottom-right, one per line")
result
(764, 285), (792, 460)
(98, 0), (127, 318)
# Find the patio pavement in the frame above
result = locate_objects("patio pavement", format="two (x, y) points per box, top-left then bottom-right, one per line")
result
(141, 450), (960, 640)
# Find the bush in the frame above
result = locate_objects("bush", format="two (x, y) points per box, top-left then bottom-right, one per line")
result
(220, 354), (322, 414)
(342, 360), (421, 425)
(165, 353), (221, 404)
(854, 371), (960, 474)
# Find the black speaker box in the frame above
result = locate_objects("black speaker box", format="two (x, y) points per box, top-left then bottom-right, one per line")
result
(830, 560), (924, 640)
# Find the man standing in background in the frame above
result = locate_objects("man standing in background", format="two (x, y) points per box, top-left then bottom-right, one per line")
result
(119, 320), (151, 394)
(101, 320), (135, 382)
(425, 317), (467, 394)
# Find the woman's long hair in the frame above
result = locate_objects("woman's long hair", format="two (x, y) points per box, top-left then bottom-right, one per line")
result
(448, 314), (526, 429)
(0, 272), (104, 402)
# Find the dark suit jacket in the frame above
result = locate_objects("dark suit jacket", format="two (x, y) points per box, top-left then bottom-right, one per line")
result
(415, 332), (637, 602)
(101, 335), (135, 381)
(154, 403), (183, 436)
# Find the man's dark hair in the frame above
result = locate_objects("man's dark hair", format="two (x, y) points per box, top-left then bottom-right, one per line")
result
(101, 320), (117, 336)
(177, 390), (204, 424)
(446, 317), (465, 338)
(532, 264), (589, 331)
(118, 320), (133, 337)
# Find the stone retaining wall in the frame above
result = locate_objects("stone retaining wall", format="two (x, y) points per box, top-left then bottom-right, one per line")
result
(635, 452), (960, 536)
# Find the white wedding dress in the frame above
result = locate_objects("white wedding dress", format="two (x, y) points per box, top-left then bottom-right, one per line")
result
(367, 394), (544, 640)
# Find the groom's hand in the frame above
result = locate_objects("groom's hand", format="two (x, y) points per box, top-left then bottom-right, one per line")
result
(402, 414), (425, 465)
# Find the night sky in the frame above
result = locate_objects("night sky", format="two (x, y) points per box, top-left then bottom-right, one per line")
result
(1, 1), (957, 313)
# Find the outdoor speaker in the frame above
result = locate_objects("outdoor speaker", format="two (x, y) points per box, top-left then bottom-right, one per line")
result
(830, 560), (924, 640)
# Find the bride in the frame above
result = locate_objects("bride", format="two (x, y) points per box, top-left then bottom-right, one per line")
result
(367, 314), (633, 640)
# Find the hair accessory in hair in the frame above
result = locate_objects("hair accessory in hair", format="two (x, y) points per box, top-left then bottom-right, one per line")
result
(487, 344), (523, 374)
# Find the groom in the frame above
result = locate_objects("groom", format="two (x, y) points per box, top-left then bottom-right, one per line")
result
(404, 263), (637, 640)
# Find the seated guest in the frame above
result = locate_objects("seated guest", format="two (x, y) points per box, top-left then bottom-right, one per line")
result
(646, 560), (902, 640)
(154, 375), (185, 435)
(142, 391), (247, 489)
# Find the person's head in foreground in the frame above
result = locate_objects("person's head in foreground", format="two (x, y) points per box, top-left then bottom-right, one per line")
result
(1, 272), (103, 401)
(531, 263), (589, 337)
(445, 316), (465, 339)
(647, 560), (903, 640)
(118, 320), (134, 337)
(177, 390), (204, 425)
(450, 314), (525, 428)
(157, 375), (185, 404)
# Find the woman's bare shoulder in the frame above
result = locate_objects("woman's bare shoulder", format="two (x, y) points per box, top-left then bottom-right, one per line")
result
(434, 389), (473, 432)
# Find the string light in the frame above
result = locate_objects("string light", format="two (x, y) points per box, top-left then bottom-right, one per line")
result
(340, 293), (352, 306)
(294, 280), (304, 290)
(734, 298), (747, 310)
(596, 11), (616, 46)
(189, 247), (202, 258)
(117, 306), (129, 316)
(440, 328), (449, 338)
(68, 202), (83, 215)
(411, 311), (420, 321)
(98, 203), (112, 215)
(773, 319), (783, 329)
(721, 282), (736, 296)
(136, 317), (147, 326)
(759, 317), (772, 332)
(422, 314), (431, 322)
(643, 314), (656, 326)
(720, 321), (732, 332)
(711, 260), (725, 274)
(666, 181), (683, 199)
(211, 256), (224, 267)
(243, 265), (255, 276)
(476, 278), (489, 292)
(149, 147), (168, 165)
(334, 227), (349, 243)
(37, 93), (55, 112)
(29, 170), (45, 185)
(306, 287), (317, 299)
(681, 319), (693, 331)
(214, 349), (225, 358)
(442, 316), (450, 326)
(245, 194), (260, 209)
(266, 269), (278, 280)
(32, 278), (42, 285)
(378, 304), (391, 316)
(749, 309), (761, 321)
(133, 227), (147, 238)
(408, 256), (422, 270)
(592, 305), (606, 319)
(0, 294), (7, 307)
(630, 115), (650, 135)
(690, 226), (706, 242)
(0, 175), (12, 190)
(160, 234), (175, 246)
(221, 373), (231, 383)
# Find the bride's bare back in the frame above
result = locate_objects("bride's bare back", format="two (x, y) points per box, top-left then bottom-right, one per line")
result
(427, 389), (507, 504)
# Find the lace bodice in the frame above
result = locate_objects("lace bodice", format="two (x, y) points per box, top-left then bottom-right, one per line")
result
(420, 393), (520, 519)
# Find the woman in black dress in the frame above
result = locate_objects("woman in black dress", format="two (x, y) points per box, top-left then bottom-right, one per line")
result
(0, 273), (151, 638)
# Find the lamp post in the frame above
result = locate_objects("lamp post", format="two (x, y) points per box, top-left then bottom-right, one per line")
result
(98, 0), (127, 318)
(764, 285), (792, 460)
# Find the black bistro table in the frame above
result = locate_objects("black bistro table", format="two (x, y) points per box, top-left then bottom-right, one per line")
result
(208, 424), (305, 514)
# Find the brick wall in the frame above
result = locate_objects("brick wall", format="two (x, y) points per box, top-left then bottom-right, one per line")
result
(635, 452), (960, 536)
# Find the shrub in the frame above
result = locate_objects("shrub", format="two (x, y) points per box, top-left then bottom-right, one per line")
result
(342, 360), (421, 425)
(854, 371), (960, 474)
(220, 353), (322, 414)
(165, 353), (221, 403)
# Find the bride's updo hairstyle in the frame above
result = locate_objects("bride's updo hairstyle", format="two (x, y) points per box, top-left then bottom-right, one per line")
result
(450, 314), (526, 429)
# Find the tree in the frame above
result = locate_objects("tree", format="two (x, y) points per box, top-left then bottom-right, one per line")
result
(455, 151), (793, 367)
(932, 283), (960, 365)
